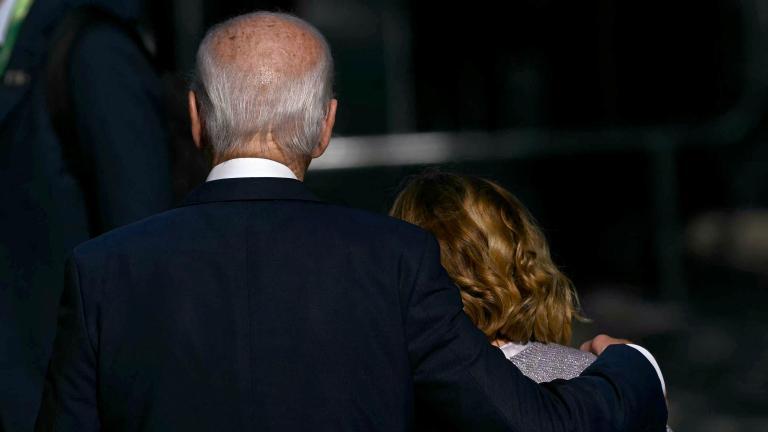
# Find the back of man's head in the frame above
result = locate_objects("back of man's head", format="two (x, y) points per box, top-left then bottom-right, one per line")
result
(193, 12), (334, 159)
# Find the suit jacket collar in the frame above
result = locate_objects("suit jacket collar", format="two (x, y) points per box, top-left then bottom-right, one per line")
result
(181, 178), (322, 207)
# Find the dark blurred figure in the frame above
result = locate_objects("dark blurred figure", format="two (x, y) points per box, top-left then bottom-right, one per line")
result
(0, 0), (172, 430)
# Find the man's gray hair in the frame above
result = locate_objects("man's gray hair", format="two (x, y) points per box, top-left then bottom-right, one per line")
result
(193, 12), (334, 157)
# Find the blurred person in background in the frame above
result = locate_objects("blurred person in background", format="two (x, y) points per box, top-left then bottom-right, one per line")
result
(0, 0), (172, 430)
(391, 172), (672, 431)
(35, 11), (668, 432)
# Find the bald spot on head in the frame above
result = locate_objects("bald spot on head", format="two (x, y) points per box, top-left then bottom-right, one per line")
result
(207, 14), (325, 84)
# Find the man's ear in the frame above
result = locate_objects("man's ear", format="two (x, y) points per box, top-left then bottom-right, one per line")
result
(188, 91), (203, 150)
(311, 98), (338, 158)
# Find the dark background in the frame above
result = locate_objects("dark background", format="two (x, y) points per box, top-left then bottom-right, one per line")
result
(148, 1), (767, 430)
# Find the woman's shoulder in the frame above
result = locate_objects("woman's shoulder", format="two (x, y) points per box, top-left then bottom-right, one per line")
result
(503, 342), (597, 383)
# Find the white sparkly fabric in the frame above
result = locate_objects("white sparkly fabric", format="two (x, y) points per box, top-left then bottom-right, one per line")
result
(504, 342), (596, 383)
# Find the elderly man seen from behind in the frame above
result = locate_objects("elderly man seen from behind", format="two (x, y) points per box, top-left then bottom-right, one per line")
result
(36, 12), (667, 432)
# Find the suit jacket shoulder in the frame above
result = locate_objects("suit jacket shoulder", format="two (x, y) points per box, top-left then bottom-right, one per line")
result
(73, 199), (429, 265)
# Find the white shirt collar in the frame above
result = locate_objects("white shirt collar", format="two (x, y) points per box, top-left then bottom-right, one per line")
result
(206, 158), (298, 182)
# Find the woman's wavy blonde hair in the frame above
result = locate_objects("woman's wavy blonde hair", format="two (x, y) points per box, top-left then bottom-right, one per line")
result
(390, 172), (584, 345)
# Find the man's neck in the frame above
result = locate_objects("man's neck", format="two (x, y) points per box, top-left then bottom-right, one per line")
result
(212, 141), (310, 181)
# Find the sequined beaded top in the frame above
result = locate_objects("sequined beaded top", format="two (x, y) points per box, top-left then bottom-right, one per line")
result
(500, 342), (597, 383)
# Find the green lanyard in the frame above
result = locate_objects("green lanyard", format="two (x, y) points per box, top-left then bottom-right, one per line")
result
(0, 0), (35, 78)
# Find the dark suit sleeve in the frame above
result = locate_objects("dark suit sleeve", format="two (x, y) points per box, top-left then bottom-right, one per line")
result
(35, 257), (100, 432)
(69, 25), (173, 233)
(406, 232), (667, 432)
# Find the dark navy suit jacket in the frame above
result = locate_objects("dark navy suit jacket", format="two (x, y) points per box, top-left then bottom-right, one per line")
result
(36, 178), (667, 431)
